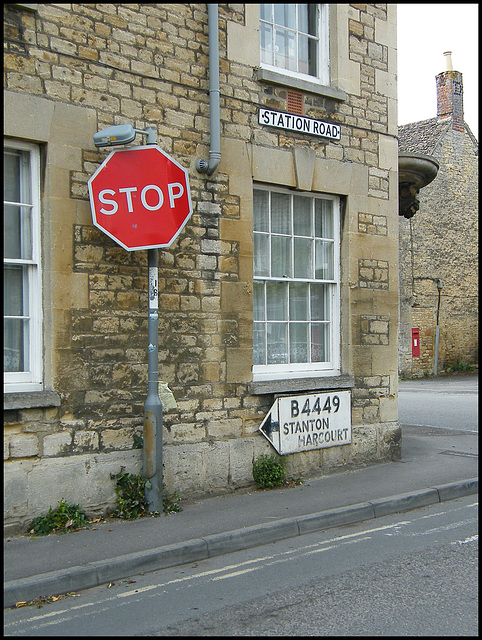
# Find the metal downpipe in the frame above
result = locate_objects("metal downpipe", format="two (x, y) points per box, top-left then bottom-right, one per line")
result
(196, 3), (221, 175)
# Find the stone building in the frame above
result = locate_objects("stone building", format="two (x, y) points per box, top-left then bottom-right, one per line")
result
(4, 3), (400, 533)
(398, 52), (478, 377)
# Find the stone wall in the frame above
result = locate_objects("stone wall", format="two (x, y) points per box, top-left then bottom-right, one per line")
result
(4, 3), (400, 533)
(398, 127), (478, 377)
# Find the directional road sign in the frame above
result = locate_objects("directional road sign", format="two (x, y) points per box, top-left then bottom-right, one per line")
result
(259, 391), (352, 455)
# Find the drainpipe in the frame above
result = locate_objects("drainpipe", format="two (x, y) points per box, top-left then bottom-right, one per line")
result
(195, 3), (221, 175)
(434, 278), (443, 376)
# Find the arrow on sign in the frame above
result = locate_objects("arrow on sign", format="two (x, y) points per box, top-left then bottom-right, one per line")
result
(259, 398), (281, 454)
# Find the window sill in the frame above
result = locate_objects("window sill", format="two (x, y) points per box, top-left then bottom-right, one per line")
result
(250, 374), (354, 396)
(4, 390), (61, 410)
(13, 3), (38, 11)
(256, 68), (347, 102)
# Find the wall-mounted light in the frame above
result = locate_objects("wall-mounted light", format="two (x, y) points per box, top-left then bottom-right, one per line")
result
(93, 124), (156, 148)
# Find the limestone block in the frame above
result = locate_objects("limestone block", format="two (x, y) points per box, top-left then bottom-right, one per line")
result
(73, 430), (100, 452)
(242, 416), (264, 436)
(9, 434), (39, 458)
(322, 442), (349, 470)
(26, 451), (142, 518)
(375, 11), (397, 48)
(101, 428), (134, 451)
(3, 460), (33, 517)
(379, 395), (398, 422)
(201, 441), (231, 490)
(349, 425), (378, 463)
(253, 436), (274, 461)
(163, 444), (203, 494)
(292, 146), (316, 191)
(228, 438), (255, 486)
(227, 10), (259, 66)
(283, 448), (323, 478)
(207, 417), (243, 440)
(377, 423), (401, 460)
(375, 69), (397, 99)
(313, 157), (368, 196)
(251, 146), (295, 187)
(167, 422), (206, 444)
(4, 90), (55, 142)
(226, 347), (252, 383)
(41, 431), (71, 457)
(379, 135), (398, 171)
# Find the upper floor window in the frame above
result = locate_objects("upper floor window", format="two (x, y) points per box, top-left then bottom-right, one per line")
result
(253, 187), (340, 381)
(260, 4), (329, 85)
(4, 140), (43, 391)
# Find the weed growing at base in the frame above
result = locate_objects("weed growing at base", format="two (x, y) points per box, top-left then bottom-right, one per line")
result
(28, 500), (91, 536)
(253, 453), (287, 488)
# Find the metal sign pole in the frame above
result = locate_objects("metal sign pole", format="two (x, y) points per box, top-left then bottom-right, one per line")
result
(91, 123), (189, 515)
(143, 126), (163, 512)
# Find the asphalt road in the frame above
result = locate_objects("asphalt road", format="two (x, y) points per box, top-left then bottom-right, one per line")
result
(398, 374), (478, 432)
(4, 495), (478, 636)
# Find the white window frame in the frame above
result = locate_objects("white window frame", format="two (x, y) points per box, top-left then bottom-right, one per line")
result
(259, 3), (330, 86)
(4, 139), (43, 392)
(253, 186), (340, 382)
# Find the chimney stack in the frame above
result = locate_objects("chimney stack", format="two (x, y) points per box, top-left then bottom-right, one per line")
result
(436, 51), (464, 132)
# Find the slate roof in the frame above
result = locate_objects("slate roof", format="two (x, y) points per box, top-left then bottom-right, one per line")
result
(398, 116), (451, 155)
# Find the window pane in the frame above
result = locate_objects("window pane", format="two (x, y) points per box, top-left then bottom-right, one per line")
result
(311, 284), (329, 320)
(4, 264), (29, 317)
(4, 149), (31, 204)
(254, 189), (269, 232)
(266, 281), (287, 320)
(298, 35), (309, 75)
(274, 4), (295, 28)
(260, 22), (272, 65)
(308, 4), (318, 36)
(260, 4), (271, 22)
(253, 323), (266, 365)
(311, 323), (328, 362)
(271, 235), (291, 278)
(254, 233), (269, 277)
(308, 38), (318, 77)
(253, 281), (265, 321)
(294, 237), (312, 278)
(4, 204), (32, 260)
(4, 318), (29, 372)
(289, 282), (308, 320)
(275, 27), (296, 71)
(267, 322), (287, 364)
(298, 4), (309, 33)
(315, 239), (334, 280)
(290, 323), (309, 363)
(293, 195), (311, 236)
(271, 192), (290, 234)
(315, 199), (334, 238)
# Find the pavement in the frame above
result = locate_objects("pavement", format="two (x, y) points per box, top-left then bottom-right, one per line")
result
(4, 377), (478, 609)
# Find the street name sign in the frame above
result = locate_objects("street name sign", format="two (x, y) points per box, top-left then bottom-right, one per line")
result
(258, 107), (341, 141)
(88, 145), (193, 251)
(259, 391), (351, 455)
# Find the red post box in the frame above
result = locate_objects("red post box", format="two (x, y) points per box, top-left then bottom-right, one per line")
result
(411, 328), (420, 358)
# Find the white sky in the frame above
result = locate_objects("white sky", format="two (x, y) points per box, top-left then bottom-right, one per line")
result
(397, 3), (479, 139)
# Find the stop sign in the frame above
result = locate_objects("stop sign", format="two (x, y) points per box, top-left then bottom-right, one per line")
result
(88, 145), (193, 251)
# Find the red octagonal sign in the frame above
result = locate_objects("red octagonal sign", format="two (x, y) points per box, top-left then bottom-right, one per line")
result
(88, 145), (193, 251)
